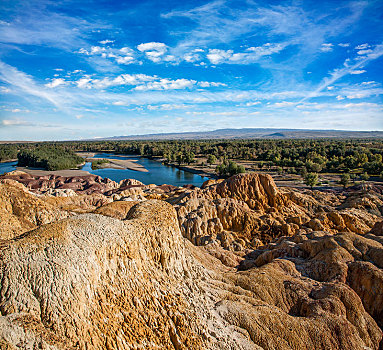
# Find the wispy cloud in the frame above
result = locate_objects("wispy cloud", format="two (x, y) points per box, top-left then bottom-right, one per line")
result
(0, 61), (66, 108)
(0, 2), (107, 50)
(0, 0), (382, 139)
(301, 43), (383, 102)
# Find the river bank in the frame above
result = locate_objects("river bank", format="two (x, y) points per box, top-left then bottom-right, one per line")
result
(16, 167), (92, 177)
(0, 154), (211, 187)
(86, 157), (148, 172)
(0, 159), (17, 163)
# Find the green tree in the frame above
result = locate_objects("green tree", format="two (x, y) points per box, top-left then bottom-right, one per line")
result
(340, 173), (350, 189)
(237, 164), (246, 174)
(305, 160), (322, 173)
(184, 151), (195, 165)
(207, 154), (217, 165)
(360, 172), (370, 181)
(304, 173), (318, 189)
(176, 153), (184, 166)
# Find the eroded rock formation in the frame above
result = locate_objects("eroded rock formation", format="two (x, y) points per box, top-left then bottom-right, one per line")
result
(1, 172), (383, 349)
(175, 173), (383, 250)
(1, 200), (382, 349)
(0, 179), (69, 239)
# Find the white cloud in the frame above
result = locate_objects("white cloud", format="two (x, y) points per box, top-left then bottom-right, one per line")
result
(355, 43), (370, 50)
(320, 43), (334, 52)
(207, 49), (233, 64)
(45, 78), (67, 88)
(184, 53), (200, 63)
(79, 45), (136, 65)
(147, 104), (188, 110)
(137, 42), (167, 62)
(198, 81), (226, 87)
(346, 92), (371, 99)
(1, 118), (31, 126)
(206, 43), (284, 65)
(357, 49), (373, 55)
(273, 101), (296, 107)
(120, 47), (134, 54)
(116, 56), (135, 64)
(184, 50), (204, 63)
(246, 43), (285, 56)
(0, 86), (10, 93)
(338, 43), (350, 47)
(99, 40), (114, 45)
(90, 46), (106, 54)
(137, 42), (167, 52)
(88, 74), (156, 89)
(163, 55), (176, 62)
(245, 101), (261, 106)
(75, 114), (84, 119)
(343, 102), (381, 109)
(76, 77), (92, 89)
(135, 78), (196, 91)
(350, 69), (366, 74)
(73, 73), (228, 92)
(112, 101), (126, 106)
(361, 81), (378, 86)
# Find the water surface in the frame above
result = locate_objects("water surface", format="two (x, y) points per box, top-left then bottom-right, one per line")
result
(0, 155), (209, 187)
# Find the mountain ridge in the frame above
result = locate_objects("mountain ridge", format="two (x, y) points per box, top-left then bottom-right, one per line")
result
(99, 128), (383, 140)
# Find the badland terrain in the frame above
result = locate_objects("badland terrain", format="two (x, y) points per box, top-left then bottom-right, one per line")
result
(0, 168), (383, 349)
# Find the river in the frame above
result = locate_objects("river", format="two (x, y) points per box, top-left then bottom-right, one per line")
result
(0, 154), (209, 187)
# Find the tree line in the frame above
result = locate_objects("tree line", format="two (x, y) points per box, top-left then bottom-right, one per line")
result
(17, 146), (83, 171)
(0, 139), (382, 176)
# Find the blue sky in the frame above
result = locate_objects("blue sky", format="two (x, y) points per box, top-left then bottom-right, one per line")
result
(0, 0), (382, 140)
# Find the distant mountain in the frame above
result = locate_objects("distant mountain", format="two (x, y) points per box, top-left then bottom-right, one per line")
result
(100, 128), (383, 140)
(267, 132), (286, 138)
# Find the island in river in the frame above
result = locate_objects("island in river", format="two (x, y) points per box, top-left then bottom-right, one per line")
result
(77, 152), (149, 172)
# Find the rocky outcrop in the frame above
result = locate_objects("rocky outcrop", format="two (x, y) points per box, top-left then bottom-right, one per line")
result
(2, 171), (383, 349)
(0, 179), (69, 239)
(0, 172), (180, 201)
(175, 173), (383, 250)
(0, 200), (381, 349)
(93, 200), (139, 219)
(0, 172), (120, 195)
(239, 230), (383, 331)
(371, 220), (383, 235)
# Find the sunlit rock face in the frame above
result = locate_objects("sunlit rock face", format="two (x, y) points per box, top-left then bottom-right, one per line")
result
(175, 173), (383, 250)
(0, 179), (70, 239)
(0, 173), (382, 349)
